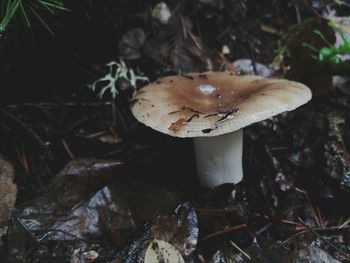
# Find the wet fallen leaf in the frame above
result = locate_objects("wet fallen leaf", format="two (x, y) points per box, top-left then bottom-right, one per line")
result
(7, 159), (183, 261)
(292, 247), (341, 263)
(144, 239), (184, 263)
(0, 155), (17, 227)
(115, 203), (198, 262)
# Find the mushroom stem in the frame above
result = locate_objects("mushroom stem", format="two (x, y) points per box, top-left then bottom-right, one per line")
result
(193, 129), (243, 188)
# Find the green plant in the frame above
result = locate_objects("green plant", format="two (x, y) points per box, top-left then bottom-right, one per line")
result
(270, 45), (290, 70)
(0, 0), (69, 34)
(333, 0), (347, 6)
(303, 23), (350, 72)
(88, 60), (149, 99)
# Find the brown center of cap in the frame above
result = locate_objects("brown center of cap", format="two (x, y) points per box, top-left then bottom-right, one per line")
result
(164, 73), (267, 114)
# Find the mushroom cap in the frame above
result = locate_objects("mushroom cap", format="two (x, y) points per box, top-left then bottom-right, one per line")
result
(131, 72), (312, 138)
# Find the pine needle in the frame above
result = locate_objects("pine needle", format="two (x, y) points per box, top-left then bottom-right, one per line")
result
(19, 0), (31, 28)
(29, 5), (54, 35)
(0, 0), (69, 33)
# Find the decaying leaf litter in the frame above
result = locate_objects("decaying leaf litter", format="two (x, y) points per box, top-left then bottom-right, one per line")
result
(0, 0), (350, 262)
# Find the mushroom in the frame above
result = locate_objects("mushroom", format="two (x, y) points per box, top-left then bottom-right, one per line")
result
(131, 72), (312, 188)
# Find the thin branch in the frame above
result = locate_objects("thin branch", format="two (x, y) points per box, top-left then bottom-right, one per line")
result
(0, 108), (48, 150)
(200, 224), (247, 242)
(297, 217), (350, 260)
(229, 240), (251, 261)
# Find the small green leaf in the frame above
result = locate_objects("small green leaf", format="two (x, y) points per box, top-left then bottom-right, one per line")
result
(302, 42), (319, 52)
(313, 29), (333, 47)
(319, 47), (334, 61)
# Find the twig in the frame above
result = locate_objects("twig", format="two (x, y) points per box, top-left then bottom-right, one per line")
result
(294, 2), (301, 23)
(254, 222), (272, 237)
(0, 108), (48, 150)
(299, 188), (324, 227)
(280, 229), (308, 245)
(282, 224), (350, 243)
(62, 139), (75, 160)
(229, 240), (251, 261)
(281, 219), (298, 225)
(179, 15), (188, 40)
(111, 99), (117, 130)
(339, 217), (350, 229)
(35, 229), (93, 243)
(14, 141), (30, 174)
(200, 224), (247, 241)
(85, 130), (109, 139)
(5, 101), (112, 109)
(253, 213), (271, 220)
(281, 225), (350, 246)
(196, 208), (237, 213)
(63, 116), (90, 135)
(297, 217), (350, 260)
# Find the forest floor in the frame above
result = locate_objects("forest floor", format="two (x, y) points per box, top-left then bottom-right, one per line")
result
(0, 0), (350, 262)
